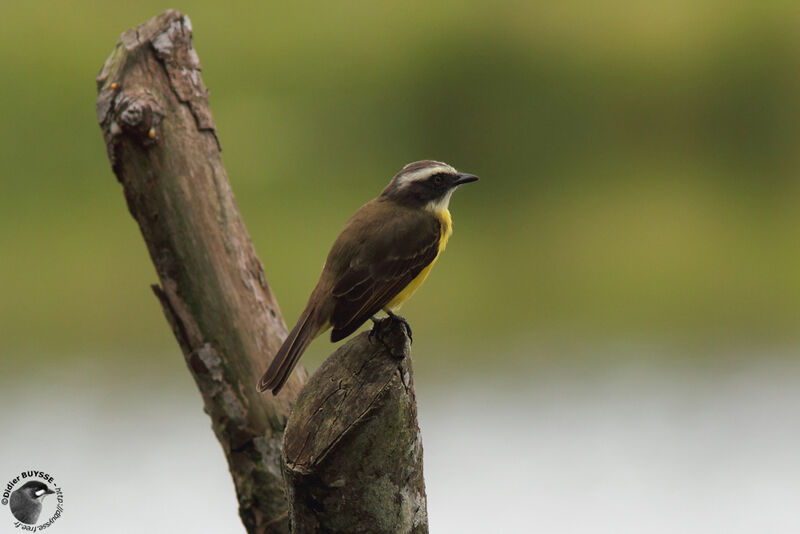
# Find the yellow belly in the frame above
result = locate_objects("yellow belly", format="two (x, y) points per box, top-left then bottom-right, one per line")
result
(387, 208), (452, 311)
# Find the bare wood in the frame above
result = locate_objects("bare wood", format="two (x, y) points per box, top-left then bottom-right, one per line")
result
(283, 318), (429, 533)
(95, 10), (306, 533)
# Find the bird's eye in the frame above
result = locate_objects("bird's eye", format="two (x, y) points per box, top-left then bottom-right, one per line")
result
(432, 174), (444, 187)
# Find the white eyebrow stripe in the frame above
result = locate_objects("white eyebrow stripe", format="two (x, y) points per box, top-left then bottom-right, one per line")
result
(395, 163), (456, 188)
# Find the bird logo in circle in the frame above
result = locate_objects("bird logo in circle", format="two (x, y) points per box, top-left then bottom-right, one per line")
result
(9, 480), (55, 525)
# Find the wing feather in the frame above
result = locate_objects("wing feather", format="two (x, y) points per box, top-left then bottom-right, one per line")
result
(329, 212), (440, 341)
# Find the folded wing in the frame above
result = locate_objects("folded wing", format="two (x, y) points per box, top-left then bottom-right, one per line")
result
(329, 211), (441, 341)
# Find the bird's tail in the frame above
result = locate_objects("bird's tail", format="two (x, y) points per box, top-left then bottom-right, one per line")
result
(258, 308), (320, 394)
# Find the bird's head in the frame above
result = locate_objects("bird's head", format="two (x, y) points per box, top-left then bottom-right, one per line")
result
(17, 481), (54, 501)
(381, 160), (479, 212)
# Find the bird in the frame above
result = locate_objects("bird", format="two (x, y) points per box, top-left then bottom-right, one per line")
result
(258, 160), (478, 394)
(9, 481), (54, 525)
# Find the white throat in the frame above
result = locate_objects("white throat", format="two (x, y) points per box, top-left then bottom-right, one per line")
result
(426, 189), (454, 214)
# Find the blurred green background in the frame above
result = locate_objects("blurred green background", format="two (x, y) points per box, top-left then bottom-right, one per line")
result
(1, 1), (798, 374)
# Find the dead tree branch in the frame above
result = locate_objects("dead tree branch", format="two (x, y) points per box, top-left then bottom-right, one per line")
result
(95, 10), (306, 533)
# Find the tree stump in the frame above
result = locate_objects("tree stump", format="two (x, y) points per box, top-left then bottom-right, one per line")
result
(283, 318), (428, 534)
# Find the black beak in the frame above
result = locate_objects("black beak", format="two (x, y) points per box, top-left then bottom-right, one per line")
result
(453, 173), (479, 186)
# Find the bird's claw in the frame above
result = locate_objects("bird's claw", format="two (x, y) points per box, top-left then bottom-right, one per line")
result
(368, 317), (380, 343)
(384, 309), (413, 343)
(368, 311), (413, 345)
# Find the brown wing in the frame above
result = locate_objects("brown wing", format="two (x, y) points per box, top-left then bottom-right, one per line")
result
(328, 206), (441, 342)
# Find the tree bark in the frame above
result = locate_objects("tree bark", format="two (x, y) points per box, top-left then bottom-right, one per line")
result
(283, 318), (429, 534)
(95, 10), (305, 533)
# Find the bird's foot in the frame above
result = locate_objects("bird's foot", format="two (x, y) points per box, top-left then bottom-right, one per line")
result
(384, 309), (412, 343)
(368, 316), (381, 344)
(368, 311), (412, 359)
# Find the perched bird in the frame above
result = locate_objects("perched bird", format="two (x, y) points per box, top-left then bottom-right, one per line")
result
(258, 160), (478, 394)
(10, 481), (54, 525)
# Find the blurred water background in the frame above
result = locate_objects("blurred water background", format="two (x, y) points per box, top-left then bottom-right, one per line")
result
(1, 2), (798, 532)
